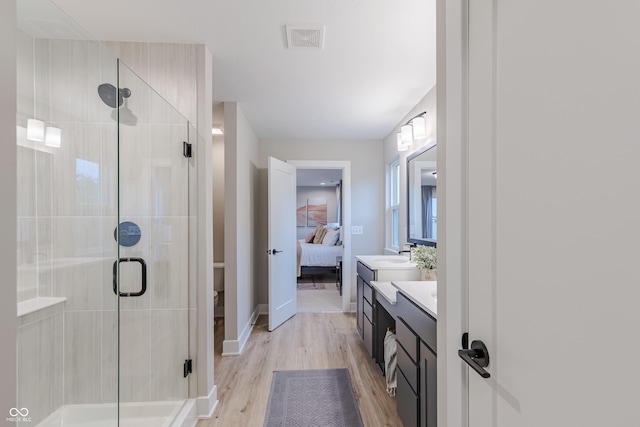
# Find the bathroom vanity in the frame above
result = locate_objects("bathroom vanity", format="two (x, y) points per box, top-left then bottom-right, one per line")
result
(355, 256), (437, 427)
(393, 281), (437, 427)
(355, 256), (420, 360)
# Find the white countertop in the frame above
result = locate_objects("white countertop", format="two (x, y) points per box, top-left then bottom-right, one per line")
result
(356, 255), (417, 270)
(370, 281), (397, 305)
(392, 281), (438, 319)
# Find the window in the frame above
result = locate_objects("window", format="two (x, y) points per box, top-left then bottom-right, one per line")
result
(76, 158), (100, 205)
(388, 159), (400, 250)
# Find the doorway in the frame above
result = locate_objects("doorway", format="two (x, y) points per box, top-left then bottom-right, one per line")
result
(295, 168), (344, 313)
(288, 160), (352, 313)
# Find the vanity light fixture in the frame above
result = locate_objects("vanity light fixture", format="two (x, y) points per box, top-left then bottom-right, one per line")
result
(401, 124), (413, 146)
(397, 132), (409, 152)
(412, 115), (427, 140)
(45, 126), (62, 147)
(27, 119), (45, 141)
(211, 126), (223, 135)
(395, 111), (427, 152)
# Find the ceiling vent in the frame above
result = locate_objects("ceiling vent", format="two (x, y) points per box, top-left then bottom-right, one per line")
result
(285, 25), (325, 50)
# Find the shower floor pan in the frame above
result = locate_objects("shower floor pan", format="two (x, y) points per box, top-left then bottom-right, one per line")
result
(37, 400), (193, 427)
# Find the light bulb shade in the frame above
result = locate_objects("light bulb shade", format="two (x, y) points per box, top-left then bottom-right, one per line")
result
(27, 119), (45, 141)
(45, 127), (61, 147)
(397, 132), (408, 152)
(401, 124), (413, 146)
(412, 116), (426, 140)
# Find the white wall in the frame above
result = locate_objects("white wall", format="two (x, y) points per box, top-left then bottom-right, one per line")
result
(382, 87), (437, 251)
(1, 0), (17, 420)
(223, 102), (260, 354)
(258, 139), (384, 305)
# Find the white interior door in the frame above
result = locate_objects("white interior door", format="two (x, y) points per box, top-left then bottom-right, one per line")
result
(268, 157), (297, 331)
(460, 1), (640, 426)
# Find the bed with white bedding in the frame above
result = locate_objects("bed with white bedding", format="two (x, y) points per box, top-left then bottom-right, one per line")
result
(296, 225), (343, 277)
(298, 240), (342, 267)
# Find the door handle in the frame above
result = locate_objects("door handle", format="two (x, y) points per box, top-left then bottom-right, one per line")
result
(113, 257), (147, 297)
(458, 338), (491, 378)
(267, 249), (283, 255)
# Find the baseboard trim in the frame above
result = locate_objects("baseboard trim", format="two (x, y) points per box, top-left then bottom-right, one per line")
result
(196, 386), (218, 419)
(258, 303), (268, 315)
(222, 305), (260, 356)
(350, 302), (356, 313)
(222, 339), (240, 356)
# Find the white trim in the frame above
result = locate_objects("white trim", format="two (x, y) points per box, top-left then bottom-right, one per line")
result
(438, 0), (468, 426)
(222, 305), (260, 355)
(221, 339), (240, 356)
(258, 303), (268, 315)
(196, 386), (218, 419)
(170, 399), (198, 427)
(349, 302), (356, 313)
(287, 160), (352, 313)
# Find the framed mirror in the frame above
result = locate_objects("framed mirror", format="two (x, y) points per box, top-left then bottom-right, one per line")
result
(407, 144), (437, 246)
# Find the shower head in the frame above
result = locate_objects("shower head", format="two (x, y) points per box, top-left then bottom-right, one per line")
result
(98, 83), (132, 108)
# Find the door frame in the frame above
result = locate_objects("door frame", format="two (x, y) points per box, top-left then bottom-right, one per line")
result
(437, 0), (469, 426)
(287, 160), (352, 313)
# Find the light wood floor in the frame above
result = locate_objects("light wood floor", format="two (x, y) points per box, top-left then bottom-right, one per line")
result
(197, 313), (403, 427)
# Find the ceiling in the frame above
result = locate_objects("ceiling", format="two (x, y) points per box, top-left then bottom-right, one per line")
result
(52, 0), (436, 140)
(297, 169), (342, 187)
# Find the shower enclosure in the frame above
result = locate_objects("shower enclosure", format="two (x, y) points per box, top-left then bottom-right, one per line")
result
(16, 0), (195, 425)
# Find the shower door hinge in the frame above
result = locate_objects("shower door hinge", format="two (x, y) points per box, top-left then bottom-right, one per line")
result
(183, 141), (193, 158)
(183, 359), (193, 378)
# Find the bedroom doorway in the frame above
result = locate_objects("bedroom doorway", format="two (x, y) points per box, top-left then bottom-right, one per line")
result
(288, 160), (352, 313)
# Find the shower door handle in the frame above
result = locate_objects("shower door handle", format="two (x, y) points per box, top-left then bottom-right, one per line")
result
(113, 257), (147, 297)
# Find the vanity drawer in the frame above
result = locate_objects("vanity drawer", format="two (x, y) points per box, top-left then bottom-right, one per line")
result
(357, 262), (375, 283)
(363, 316), (374, 358)
(396, 317), (418, 363)
(363, 281), (373, 304)
(397, 368), (419, 427)
(363, 300), (373, 323)
(397, 292), (437, 354)
(397, 340), (419, 394)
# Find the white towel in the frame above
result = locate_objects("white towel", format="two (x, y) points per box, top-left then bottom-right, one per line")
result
(384, 329), (397, 397)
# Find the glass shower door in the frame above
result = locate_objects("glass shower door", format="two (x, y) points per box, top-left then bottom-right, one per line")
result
(115, 60), (191, 417)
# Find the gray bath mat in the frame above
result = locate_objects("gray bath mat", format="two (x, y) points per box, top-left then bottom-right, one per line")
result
(263, 368), (364, 427)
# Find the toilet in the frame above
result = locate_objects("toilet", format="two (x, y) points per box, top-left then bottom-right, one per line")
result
(213, 262), (225, 315)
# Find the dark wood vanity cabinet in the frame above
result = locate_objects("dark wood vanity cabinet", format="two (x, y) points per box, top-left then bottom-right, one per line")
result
(420, 341), (437, 427)
(356, 261), (375, 358)
(396, 292), (437, 427)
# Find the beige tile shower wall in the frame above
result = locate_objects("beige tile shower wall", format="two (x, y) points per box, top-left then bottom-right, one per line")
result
(104, 41), (198, 124)
(16, 34), (201, 409)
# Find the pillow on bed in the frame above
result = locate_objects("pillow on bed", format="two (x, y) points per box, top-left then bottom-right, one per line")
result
(304, 232), (315, 243)
(313, 225), (328, 244)
(322, 227), (340, 246)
